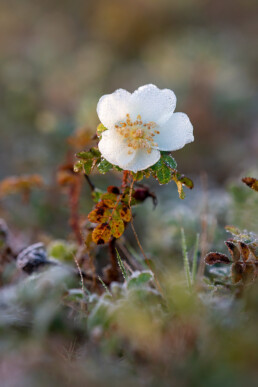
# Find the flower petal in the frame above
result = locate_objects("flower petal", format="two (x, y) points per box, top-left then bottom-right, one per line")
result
(98, 129), (135, 167)
(131, 84), (176, 126)
(154, 112), (194, 151)
(97, 89), (132, 130)
(124, 148), (160, 173)
(97, 84), (177, 130)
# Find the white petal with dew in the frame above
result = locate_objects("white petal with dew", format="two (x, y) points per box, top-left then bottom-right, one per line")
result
(124, 148), (160, 173)
(154, 112), (194, 151)
(131, 84), (177, 126)
(98, 129), (135, 167)
(97, 84), (177, 130)
(97, 89), (132, 130)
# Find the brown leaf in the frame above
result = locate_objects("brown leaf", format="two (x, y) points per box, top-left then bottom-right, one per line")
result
(231, 262), (243, 284)
(0, 175), (44, 198)
(205, 252), (231, 265)
(242, 177), (258, 192)
(238, 242), (250, 262)
(225, 241), (240, 262)
(107, 186), (120, 195)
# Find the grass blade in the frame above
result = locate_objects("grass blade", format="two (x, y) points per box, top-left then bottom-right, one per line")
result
(181, 228), (192, 289)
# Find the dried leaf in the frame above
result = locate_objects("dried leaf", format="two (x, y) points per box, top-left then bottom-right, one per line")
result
(205, 252), (231, 265)
(231, 262), (244, 284)
(0, 175), (44, 199)
(242, 177), (258, 192)
(238, 242), (250, 262)
(225, 241), (240, 262)
(107, 186), (120, 195)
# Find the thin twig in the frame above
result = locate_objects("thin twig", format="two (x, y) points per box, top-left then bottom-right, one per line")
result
(84, 174), (95, 192)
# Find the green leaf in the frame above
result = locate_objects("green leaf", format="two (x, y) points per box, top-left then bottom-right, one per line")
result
(76, 151), (93, 160)
(97, 159), (113, 174)
(161, 154), (177, 169)
(83, 159), (93, 175)
(179, 175), (194, 189)
(90, 147), (101, 158)
(151, 159), (163, 172)
(73, 160), (84, 173)
(157, 164), (171, 184)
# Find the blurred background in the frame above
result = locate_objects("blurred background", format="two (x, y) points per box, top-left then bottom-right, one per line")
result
(0, 0), (257, 247)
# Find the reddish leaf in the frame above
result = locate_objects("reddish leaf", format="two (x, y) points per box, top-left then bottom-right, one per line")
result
(242, 177), (258, 192)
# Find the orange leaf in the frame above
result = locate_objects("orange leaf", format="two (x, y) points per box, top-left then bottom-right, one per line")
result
(88, 207), (110, 223)
(119, 205), (132, 222)
(110, 219), (124, 239)
(92, 223), (112, 244)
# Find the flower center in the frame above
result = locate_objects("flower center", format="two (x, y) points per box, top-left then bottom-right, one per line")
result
(115, 114), (160, 154)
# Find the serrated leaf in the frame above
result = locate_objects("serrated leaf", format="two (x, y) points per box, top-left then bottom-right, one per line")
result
(151, 159), (163, 172)
(83, 159), (93, 175)
(76, 151), (93, 160)
(110, 219), (124, 239)
(101, 193), (117, 208)
(157, 164), (171, 184)
(90, 147), (101, 157)
(97, 159), (113, 174)
(162, 154), (177, 169)
(92, 223), (112, 244)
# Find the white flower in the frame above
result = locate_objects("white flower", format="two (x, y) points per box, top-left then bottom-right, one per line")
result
(97, 84), (194, 173)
